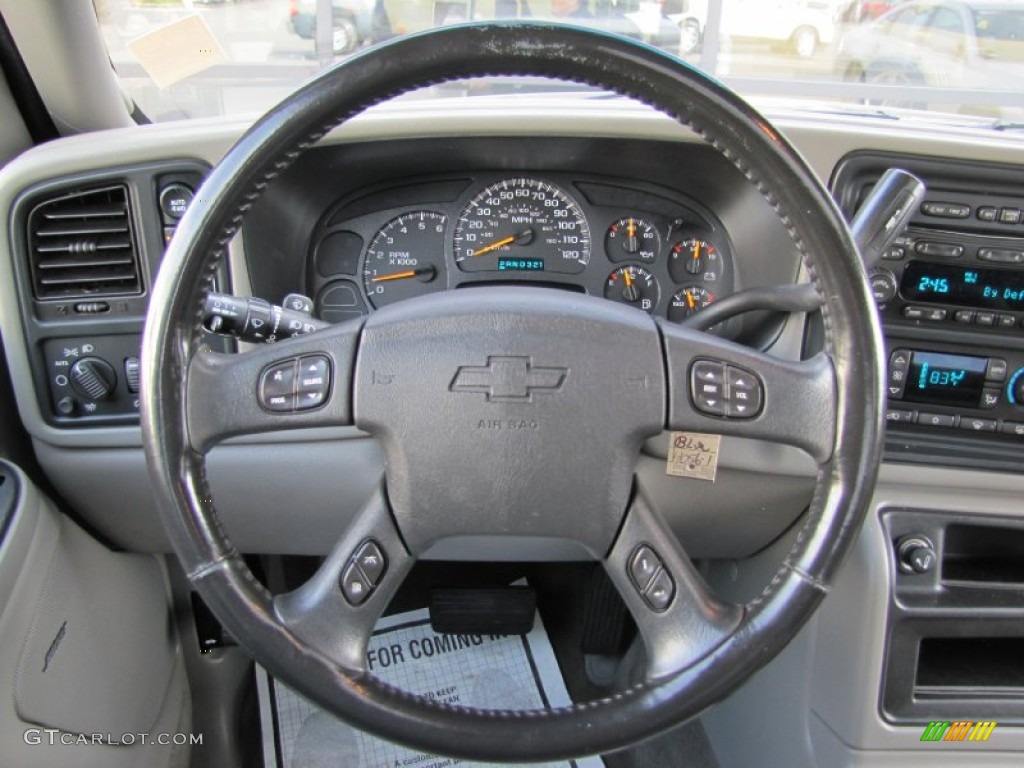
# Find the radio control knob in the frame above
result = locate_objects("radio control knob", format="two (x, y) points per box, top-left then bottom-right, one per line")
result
(897, 535), (936, 574)
(69, 357), (117, 401)
(869, 270), (897, 305)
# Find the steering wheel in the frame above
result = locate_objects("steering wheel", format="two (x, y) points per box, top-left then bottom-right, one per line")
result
(141, 23), (883, 762)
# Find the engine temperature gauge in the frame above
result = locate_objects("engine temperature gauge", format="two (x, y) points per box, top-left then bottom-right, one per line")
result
(668, 285), (716, 322)
(604, 265), (659, 313)
(605, 218), (660, 263)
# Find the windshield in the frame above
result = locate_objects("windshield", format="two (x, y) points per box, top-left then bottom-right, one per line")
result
(94, 0), (1024, 127)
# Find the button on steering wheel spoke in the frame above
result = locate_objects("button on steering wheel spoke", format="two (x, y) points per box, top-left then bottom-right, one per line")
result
(605, 493), (742, 681)
(274, 487), (413, 674)
(661, 320), (837, 464)
(185, 319), (362, 453)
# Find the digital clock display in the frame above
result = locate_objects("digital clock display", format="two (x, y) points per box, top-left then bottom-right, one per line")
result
(904, 351), (988, 406)
(901, 261), (1024, 310)
(498, 258), (545, 272)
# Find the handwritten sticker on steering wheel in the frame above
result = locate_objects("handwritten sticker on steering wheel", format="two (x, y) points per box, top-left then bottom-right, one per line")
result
(667, 432), (721, 482)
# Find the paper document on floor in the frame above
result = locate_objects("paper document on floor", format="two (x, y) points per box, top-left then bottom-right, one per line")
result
(257, 606), (604, 768)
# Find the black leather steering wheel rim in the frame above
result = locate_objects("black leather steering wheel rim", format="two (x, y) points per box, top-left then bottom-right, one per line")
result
(141, 22), (884, 762)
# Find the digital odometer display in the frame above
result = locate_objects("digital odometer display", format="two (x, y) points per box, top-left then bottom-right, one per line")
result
(901, 261), (1024, 310)
(498, 258), (545, 271)
(904, 351), (988, 406)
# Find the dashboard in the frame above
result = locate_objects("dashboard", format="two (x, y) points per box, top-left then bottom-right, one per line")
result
(302, 172), (733, 330)
(4, 97), (1024, 765)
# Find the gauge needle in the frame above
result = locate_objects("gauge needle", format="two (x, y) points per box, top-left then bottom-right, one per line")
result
(626, 219), (637, 251)
(692, 241), (701, 262)
(685, 290), (696, 309)
(622, 268), (640, 302)
(471, 229), (533, 257)
(371, 265), (436, 283)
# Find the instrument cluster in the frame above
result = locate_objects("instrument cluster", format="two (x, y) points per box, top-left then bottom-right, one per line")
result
(307, 174), (735, 332)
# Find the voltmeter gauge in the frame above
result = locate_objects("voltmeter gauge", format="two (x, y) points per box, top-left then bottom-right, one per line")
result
(668, 285), (716, 323)
(668, 238), (720, 283)
(605, 218), (659, 263)
(604, 265), (660, 313)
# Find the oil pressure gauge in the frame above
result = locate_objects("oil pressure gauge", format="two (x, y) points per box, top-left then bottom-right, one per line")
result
(604, 265), (660, 313)
(605, 217), (659, 263)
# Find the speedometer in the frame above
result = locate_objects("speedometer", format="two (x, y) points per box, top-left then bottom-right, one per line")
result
(453, 178), (591, 274)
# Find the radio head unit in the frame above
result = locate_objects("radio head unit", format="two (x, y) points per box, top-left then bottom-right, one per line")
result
(901, 262), (1024, 312)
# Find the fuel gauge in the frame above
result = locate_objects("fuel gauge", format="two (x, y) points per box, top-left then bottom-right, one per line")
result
(668, 285), (716, 323)
(605, 218), (659, 263)
(605, 265), (660, 313)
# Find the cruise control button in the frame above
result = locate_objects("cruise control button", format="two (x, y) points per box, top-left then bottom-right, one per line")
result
(960, 418), (996, 432)
(1000, 421), (1024, 437)
(354, 540), (386, 585)
(917, 412), (956, 428)
(629, 546), (661, 592)
(341, 563), (371, 606)
(643, 569), (675, 612)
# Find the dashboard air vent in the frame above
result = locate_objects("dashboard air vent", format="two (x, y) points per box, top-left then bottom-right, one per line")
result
(27, 185), (142, 300)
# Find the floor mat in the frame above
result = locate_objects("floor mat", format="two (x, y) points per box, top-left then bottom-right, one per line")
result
(257, 606), (604, 768)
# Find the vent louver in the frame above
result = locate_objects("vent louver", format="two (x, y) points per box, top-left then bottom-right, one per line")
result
(27, 185), (142, 300)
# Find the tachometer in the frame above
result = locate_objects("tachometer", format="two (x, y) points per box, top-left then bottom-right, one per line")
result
(453, 178), (591, 273)
(363, 211), (447, 309)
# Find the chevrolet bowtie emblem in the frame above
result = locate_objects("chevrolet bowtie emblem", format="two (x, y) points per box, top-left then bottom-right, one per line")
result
(450, 356), (567, 402)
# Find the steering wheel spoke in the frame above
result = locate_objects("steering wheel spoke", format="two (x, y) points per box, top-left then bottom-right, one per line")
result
(605, 493), (742, 681)
(186, 320), (362, 453)
(661, 321), (837, 464)
(274, 486), (413, 674)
